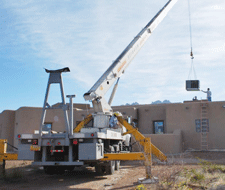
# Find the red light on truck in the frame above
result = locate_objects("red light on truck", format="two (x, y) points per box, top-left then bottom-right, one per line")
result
(73, 140), (78, 145)
(57, 142), (61, 145)
(33, 139), (38, 145)
(51, 150), (64, 153)
(17, 134), (21, 139)
(91, 133), (94, 137)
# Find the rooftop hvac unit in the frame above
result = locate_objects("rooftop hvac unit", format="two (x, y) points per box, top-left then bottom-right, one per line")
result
(186, 80), (200, 91)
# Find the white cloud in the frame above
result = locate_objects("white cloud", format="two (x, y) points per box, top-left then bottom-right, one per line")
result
(2, 0), (225, 108)
(212, 5), (224, 10)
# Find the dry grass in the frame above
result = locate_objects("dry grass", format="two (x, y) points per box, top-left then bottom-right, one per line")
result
(150, 159), (225, 190)
(1, 158), (225, 189)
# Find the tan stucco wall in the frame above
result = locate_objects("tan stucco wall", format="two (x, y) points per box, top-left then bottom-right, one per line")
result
(166, 101), (225, 150)
(166, 102), (201, 150)
(1, 101), (225, 153)
(73, 106), (138, 125)
(131, 130), (182, 154)
(145, 129), (182, 154)
(0, 110), (15, 151)
(137, 104), (166, 134)
(204, 102), (225, 149)
(14, 107), (67, 148)
(13, 104), (92, 148)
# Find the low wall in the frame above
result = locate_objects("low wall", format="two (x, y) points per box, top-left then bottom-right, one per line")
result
(132, 129), (182, 155)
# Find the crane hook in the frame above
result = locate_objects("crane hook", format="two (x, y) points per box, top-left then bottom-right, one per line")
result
(190, 50), (194, 59)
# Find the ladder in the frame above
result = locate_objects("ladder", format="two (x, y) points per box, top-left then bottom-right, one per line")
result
(200, 101), (209, 150)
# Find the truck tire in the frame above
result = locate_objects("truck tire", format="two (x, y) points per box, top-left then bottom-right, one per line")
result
(95, 165), (105, 175)
(65, 166), (75, 171)
(44, 166), (55, 175)
(44, 166), (65, 175)
(56, 166), (65, 175)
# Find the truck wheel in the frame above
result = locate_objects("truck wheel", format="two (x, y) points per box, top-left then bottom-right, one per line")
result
(44, 166), (55, 175)
(44, 166), (65, 175)
(95, 165), (105, 175)
(56, 166), (65, 175)
(65, 166), (75, 171)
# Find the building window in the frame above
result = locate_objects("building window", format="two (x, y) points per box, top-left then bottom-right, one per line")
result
(127, 116), (132, 124)
(195, 119), (201, 133)
(153, 121), (164, 134)
(43, 123), (52, 132)
(132, 119), (138, 128)
(195, 119), (209, 133)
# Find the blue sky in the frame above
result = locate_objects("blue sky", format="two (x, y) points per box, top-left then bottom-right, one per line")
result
(1, 0), (225, 113)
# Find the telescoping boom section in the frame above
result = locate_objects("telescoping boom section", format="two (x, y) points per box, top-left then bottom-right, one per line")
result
(84, 0), (178, 113)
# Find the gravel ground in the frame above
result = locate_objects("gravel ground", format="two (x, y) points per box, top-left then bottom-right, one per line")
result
(1, 151), (225, 190)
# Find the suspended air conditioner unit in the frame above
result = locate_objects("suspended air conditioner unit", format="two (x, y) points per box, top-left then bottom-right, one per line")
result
(186, 80), (200, 91)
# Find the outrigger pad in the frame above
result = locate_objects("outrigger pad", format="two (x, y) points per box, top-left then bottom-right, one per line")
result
(45, 67), (70, 73)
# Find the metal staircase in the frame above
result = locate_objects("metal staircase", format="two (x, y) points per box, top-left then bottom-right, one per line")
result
(201, 101), (209, 150)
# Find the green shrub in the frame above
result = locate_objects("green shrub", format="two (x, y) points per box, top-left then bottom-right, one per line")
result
(190, 169), (205, 183)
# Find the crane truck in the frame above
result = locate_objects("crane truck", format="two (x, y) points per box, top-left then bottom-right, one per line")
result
(17, 0), (178, 175)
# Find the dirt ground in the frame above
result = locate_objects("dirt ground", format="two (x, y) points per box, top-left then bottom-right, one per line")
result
(1, 161), (176, 190)
(1, 151), (225, 190)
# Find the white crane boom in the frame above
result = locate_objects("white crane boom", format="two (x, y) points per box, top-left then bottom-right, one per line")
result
(84, 0), (178, 113)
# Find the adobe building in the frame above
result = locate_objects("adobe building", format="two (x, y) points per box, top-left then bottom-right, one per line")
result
(1, 100), (225, 154)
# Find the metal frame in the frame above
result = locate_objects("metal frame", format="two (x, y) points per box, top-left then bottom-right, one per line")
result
(0, 139), (18, 161)
(39, 68), (71, 146)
